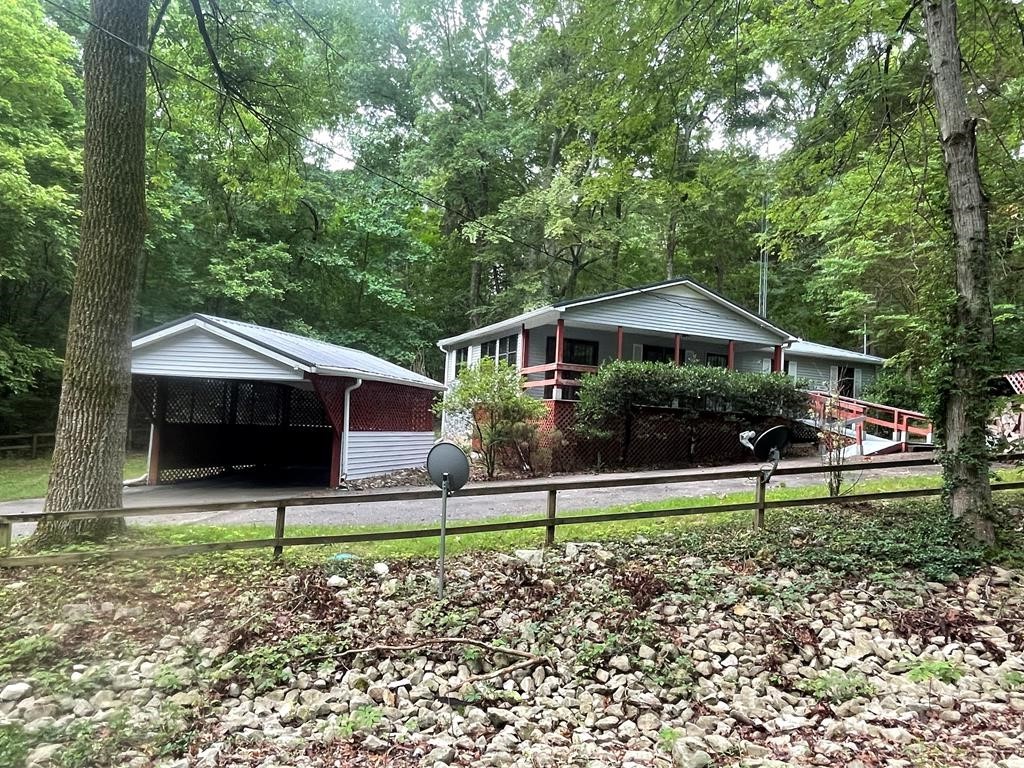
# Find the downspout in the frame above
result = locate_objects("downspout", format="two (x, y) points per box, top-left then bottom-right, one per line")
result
(341, 378), (363, 481)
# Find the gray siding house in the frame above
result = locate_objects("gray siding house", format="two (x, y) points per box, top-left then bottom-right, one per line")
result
(437, 278), (884, 408)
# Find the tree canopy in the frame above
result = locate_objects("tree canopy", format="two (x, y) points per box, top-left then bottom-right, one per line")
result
(2, 0), (1022, 434)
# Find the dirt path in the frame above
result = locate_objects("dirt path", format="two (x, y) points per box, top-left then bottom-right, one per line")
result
(2, 455), (942, 540)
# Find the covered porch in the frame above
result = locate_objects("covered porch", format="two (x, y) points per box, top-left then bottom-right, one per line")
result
(517, 319), (785, 400)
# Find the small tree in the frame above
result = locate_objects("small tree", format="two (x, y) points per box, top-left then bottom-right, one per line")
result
(436, 358), (547, 479)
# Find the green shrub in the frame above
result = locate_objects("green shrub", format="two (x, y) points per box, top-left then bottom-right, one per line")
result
(0, 634), (60, 676)
(860, 369), (928, 412)
(799, 670), (876, 703)
(907, 660), (964, 685)
(435, 358), (547, 479)
(575, 360), (807, 440)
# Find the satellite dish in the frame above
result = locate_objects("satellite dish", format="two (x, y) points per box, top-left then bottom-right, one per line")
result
(752, 425), (791, 462)
(427, 442), (470, 493)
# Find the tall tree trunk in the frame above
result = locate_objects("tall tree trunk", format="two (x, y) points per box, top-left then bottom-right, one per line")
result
(922, 0), (995, 543)
(32, 0), (148, 546)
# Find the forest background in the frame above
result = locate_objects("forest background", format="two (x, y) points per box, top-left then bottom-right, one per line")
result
(3, 0), (1024, 434)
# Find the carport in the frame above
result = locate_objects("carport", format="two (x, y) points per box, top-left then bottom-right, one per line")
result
(130, 314), (443, 487)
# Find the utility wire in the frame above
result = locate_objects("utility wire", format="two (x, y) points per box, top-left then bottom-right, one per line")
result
(43, 0), (778, 332)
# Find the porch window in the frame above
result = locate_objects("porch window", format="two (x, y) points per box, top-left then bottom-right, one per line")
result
(706, 353), (728, 368)
(642, 344), (676, 363)
(546, 337), (599, 366)
(454, 346), (468, 373)
(481, 334), (518, 366)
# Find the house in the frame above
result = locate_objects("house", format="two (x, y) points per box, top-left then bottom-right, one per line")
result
(436, 278), (884, 412)
(131, 314), (443, 486)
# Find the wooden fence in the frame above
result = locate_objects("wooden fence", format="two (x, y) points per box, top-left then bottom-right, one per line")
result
(0, 428), (150, 459)
(1, 455), (1022, 568)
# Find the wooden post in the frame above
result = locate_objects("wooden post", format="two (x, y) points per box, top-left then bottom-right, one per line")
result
(554, 319), (565, 364)
(674, 334), (681, 365)
(521, 325), (529, 370)
(0, 520), (11, 554)
(545, 490), (557, 546)
(754, 472), (766, 529)
(771, 345), (783, 372)
(616, 326), (624, 360)
(273, 505), (286, 558)
(30, 434), (38, 460)
(727, 341), (736, 370)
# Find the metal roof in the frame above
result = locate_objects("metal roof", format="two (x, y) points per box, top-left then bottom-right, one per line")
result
(436, 278), (795, 349)
(133, 314), (444, 390)
(786, 340), (885, 365)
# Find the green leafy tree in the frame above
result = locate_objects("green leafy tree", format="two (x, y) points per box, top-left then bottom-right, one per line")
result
(436, 358), (546, 479)
(0, 0), (81, 431)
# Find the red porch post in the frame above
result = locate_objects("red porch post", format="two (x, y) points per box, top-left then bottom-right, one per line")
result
(674, 334), (681, 366)
(616, 326), (624, 360)
(727, 340), (736, 370)
(555, 318), (565, 364)
(520, 324), (529, 370)
(771, 345), (783, 372)
(329, 433), (342, 487)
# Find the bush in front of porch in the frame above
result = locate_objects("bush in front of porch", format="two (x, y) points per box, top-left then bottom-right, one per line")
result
(574, 361), (808, 465)
(435, 358), (548, 479)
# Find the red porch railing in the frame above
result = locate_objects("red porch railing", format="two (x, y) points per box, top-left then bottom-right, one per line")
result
(807, 391), (933, 453)
(520, 362), (599, 394)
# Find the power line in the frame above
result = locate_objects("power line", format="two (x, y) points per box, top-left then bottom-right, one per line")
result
(43, 0), (766, 330)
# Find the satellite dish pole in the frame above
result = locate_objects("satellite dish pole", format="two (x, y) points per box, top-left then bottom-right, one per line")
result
(426, 442), (470, 598)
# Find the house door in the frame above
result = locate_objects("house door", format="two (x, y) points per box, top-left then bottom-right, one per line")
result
(837, 366), (855, 397)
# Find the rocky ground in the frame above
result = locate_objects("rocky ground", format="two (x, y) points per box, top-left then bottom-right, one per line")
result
(1, 501), (1023, 768)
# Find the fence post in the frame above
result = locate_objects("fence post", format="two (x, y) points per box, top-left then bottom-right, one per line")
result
(754, 472), (766, 530)
(545, 490), (557, 546)
(273, 505), (286, 558)
(0, 520), (10, 555)
(30, 434), (38, 460)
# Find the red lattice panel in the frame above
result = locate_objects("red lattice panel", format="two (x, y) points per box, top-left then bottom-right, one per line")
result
(349, 381), (436, 432)
(310, 375), (351, 432)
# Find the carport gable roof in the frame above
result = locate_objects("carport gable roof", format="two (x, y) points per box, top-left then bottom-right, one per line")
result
(132, 314), (444, 390)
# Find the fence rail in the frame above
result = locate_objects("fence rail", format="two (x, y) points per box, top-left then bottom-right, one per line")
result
(1, 454), (1022, 568)
(0, 429), (150, 459)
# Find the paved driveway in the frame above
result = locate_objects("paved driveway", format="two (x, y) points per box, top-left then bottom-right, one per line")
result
(1, 455), (943, 540)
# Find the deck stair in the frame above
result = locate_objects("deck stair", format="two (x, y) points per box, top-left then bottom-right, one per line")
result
(806, 391), (933, 459)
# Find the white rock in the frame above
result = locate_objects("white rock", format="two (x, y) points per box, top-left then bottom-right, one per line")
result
(26, 744), (62, 767)
(0, 682), (32, 702)
(515, 550), (544, 568)
(609, 655), (631, 673)
(327, 575), (348, 588)
(672, 742), (712, 768)
(372, 562), (390, 577)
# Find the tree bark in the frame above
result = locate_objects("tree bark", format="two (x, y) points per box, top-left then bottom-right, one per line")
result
(922, 0), (995, 543)
(32, 0), (149, 546)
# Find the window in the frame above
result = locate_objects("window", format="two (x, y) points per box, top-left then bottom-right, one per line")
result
(481, 334), (517, 366)
(454, 347), (468, 374)
(706, 353), (728, 368)
(545, 337), (600, 366)
(642, 344), (676, 363)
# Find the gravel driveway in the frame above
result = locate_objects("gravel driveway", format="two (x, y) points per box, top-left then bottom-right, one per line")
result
(1, 455), (943, 540)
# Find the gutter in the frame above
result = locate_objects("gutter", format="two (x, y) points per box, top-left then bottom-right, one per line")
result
(340, 378), (363, 481)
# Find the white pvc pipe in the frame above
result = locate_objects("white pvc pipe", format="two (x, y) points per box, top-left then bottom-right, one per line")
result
(340, 378), (363, 480)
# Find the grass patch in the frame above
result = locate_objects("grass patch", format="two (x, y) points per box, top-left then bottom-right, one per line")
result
(0, 452), (149, 502)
